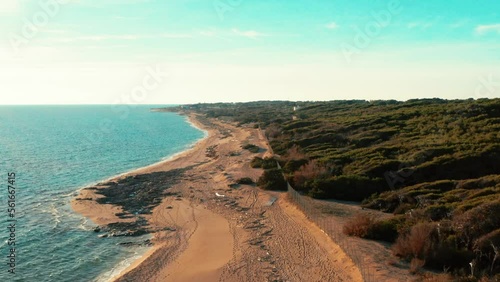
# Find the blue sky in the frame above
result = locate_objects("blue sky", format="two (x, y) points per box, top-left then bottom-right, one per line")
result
(0, 0), (499, 104)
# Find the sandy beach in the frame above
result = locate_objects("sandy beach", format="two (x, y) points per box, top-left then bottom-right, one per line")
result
(72, 113), (363, 282)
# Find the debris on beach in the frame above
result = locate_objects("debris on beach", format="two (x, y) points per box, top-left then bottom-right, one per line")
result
(205, 145), (218, 158)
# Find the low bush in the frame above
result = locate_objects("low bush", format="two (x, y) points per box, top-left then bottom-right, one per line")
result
(250, 157), (278, 169)
(257, 168), (287, 191)
(473, 229), (500, 275)
(393, 222), (437, 260)
(344, 214), (402, 242)
(367, 217), (403, 242)
(293, 160), (329, 189)
(425, 204), (453, 221)
(236, 177), (254, 185)
(250, 157), (263, 168)
(343, 213), (376, 237)
(242, 143), (260, 153)
(307, 175), (385, 201)
(453, 201), (500, 248)
(283, 158), (309, 173)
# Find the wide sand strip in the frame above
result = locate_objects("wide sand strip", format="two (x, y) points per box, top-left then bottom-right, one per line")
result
(155, 201), (233, 282)
(72, 112), (362, 282)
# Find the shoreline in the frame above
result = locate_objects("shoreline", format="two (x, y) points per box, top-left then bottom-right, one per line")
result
(71, 112), (213, 225)
(72, 111), (364, 282)
(73, 113), (208, 195)
(71, 112), (215, 281)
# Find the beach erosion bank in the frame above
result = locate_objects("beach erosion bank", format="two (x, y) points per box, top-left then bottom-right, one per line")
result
(72, 112), (362, 282)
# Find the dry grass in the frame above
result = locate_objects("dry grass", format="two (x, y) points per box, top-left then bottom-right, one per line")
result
(410, 258), (426, 274)
(343, 213), (376, 237)
(293, 159), (329, 188)
(393, 222), (436, 260)
(421, 273), (453, 282)
(285, 145), (307, 160)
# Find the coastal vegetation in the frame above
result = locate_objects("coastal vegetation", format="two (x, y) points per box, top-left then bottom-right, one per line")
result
(169, 98), (500, 279)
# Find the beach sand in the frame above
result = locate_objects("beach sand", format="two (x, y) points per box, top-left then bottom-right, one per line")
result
(72, 113), (363, 282)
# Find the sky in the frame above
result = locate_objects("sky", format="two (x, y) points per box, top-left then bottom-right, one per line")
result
(0, 0), (499, 104)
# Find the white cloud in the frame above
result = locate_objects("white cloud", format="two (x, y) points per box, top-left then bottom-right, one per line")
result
(50, 33), (192, 42)
(325, 22), (339, 29)
(113, 15), (144, 20)
(231, 29), (267, 39)
(197, 29), (216, 37)
(476, 24), (500, 35)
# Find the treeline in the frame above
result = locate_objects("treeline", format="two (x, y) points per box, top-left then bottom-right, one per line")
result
(171, 98), (500, 278)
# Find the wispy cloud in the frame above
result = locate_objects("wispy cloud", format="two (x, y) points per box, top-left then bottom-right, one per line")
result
(325, 22), (339, 29)
(113, 15), (144, 20)
(197, 29), (217, 37)
(476, 23), (500, 35)
(231, 29), (267, 39)
(51, 33), (192, 42)
(68, 0), (151, 6)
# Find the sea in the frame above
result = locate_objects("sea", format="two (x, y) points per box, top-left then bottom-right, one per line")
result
(0, 105), (206, 282)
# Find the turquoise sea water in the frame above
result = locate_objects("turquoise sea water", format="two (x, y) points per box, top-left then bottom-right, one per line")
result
(0, 105), (205, 282)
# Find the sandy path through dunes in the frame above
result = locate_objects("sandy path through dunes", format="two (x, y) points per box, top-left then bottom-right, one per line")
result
(153, 200), (233, 281)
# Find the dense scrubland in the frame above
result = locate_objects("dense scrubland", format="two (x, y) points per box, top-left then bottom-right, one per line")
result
(169, 98), (500, 279)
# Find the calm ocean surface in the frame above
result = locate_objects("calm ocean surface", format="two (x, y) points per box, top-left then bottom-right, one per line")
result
(0, 105), (205, 282)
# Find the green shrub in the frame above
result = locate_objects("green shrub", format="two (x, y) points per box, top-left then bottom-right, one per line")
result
(283, 158), (309, 173)
(236, 177), (254, 185)
(344, 214), (403, 243)
(307, 175), (385, 201)
(257, 168), (287, 191)
(250, 157), (264, 168)
(425, 204), (453, 221)
(453, 201), (500, 248)
(250, 157), (277, 169)
(366, 217), (404, 242)
(261, 158), (278, 169)
(242, 143), (260, 153)
(426, 239), (473, 270)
